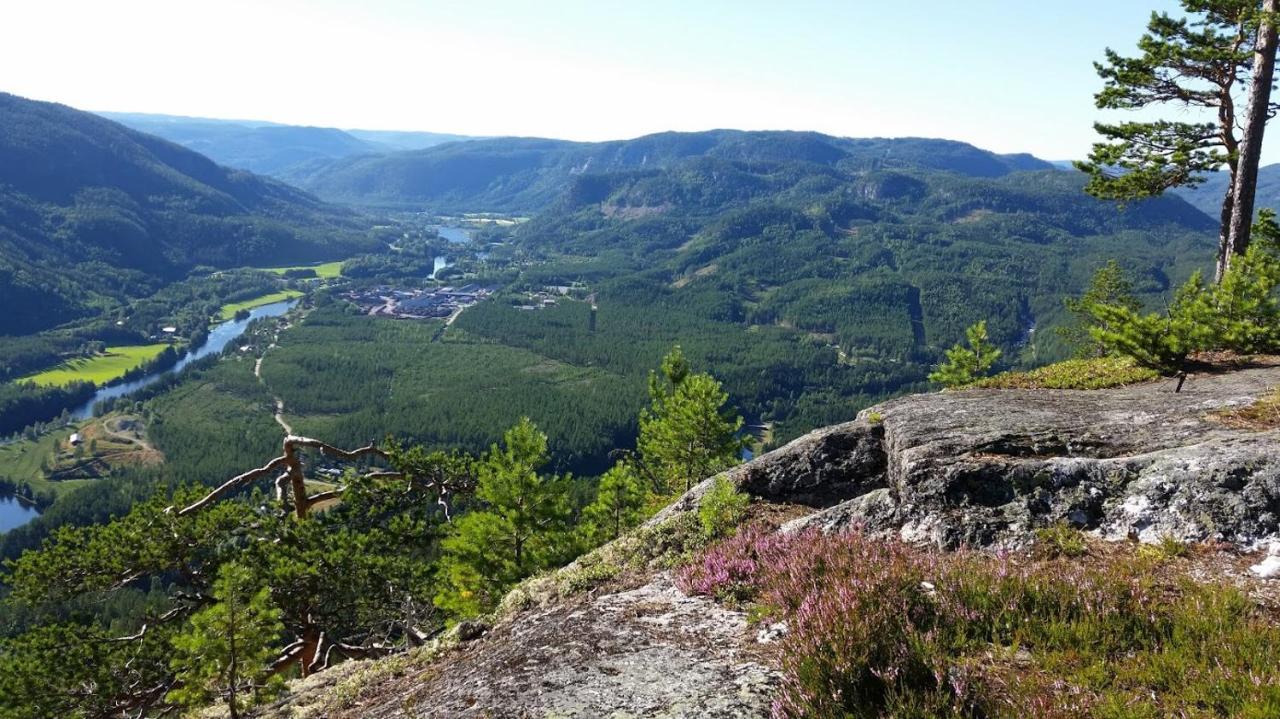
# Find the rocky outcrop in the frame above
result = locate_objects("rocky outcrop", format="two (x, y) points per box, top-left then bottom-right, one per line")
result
(707, 364), (1280, 548)
(258, 573), (778, 718)
(258, 365), (1280, 718)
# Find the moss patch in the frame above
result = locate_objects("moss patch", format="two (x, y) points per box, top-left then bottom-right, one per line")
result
(973, 356), (1159, 390)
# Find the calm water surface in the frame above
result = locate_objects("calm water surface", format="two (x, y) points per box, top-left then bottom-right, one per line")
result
(0, 495), (40, 533)
(69, 299), (297, 419)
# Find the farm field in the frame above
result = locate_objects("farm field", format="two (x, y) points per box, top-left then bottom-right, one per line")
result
(18, 344), (172, 387)
(217, 289), (305, 320)
(259, 260), (344, 278)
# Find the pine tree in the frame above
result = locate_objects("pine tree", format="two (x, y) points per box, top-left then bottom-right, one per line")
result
(1089, 210), (1280, 372)
(638, 347), (745, 494)
(167, 563), (283, 719)
(1198, 208), (1280, 351)
(1076, 1), (1277, 281)
(579, 461), (650, 546)
(435, 418), (572, 616)
(1059, 260), (1142, 357)
(928, 321), (1002, 388)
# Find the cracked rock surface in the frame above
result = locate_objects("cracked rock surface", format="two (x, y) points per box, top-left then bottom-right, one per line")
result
(760, 365), (1280, 548)
(264, 573), (778, 718)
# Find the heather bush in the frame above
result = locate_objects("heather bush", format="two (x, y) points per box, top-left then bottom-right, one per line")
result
(679, 528), (1280, 717)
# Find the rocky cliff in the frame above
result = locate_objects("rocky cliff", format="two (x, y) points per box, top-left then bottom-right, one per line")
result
(257, 363), (1280, 718)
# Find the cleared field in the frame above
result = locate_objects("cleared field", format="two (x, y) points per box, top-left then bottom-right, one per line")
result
(0, 414), (161, 496)
(259, 261), (344, 278)
(20, 344), (171, 387)
(217, 289), (304, 320)
(0, 426), (96, 497)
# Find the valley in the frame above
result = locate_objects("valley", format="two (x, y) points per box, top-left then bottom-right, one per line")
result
(10, 2), (1280, 716)
(0, 97), (1225, 557)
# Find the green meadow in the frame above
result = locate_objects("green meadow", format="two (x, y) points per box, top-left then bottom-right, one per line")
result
(260, 260), (344, 278)
(216, 289), (304, 321)
(20, 344), (172, 387)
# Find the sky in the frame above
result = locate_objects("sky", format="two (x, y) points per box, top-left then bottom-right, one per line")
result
(5, 0), (1267, 163)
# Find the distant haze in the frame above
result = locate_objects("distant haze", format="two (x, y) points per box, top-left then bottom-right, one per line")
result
(7, 0), (1280, 165)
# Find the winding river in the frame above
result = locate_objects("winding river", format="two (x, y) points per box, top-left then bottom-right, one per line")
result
(69, 298), (298, 420)
(0, 495), (40, 533)
(433, 226), (472, 279)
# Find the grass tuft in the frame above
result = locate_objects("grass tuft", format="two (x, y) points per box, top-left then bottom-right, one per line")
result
(1033, 523), (1088, 558)
(1213, 386), (1280, 430)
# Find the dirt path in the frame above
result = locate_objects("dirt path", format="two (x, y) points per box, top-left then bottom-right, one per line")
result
(255, 330), (293, 435)
(430, 306), (467, 343)
(273, 398), (293, 435)
(101, 416), (154, 452)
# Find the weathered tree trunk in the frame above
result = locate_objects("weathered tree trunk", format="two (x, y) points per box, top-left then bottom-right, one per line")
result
(1224, 0), (1280, 281)
(1216, 182), (1237, 283)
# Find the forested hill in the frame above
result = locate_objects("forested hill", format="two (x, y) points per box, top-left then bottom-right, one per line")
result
(1174, 163), (1280, 220)
(0, 93), (378, 335)
(281, 130), (1058, 212)
(496, 151), (1217, 371)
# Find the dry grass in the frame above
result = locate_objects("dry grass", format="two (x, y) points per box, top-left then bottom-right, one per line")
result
(1213, 386), (1280, 430)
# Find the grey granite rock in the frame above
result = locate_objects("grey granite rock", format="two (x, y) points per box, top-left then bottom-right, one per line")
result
(684, 366), (1280, 549)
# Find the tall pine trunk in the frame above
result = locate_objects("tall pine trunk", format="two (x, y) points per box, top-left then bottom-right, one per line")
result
(1224, 0), (1280, 282)
(1216, 164), (1238, 285)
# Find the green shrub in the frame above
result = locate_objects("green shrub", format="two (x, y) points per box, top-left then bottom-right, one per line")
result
(1088, 211), (1280, 374)
(929, 320), (1002, 388)
(1058, 259), (1141, 358)
(697, 476), (750, 540)
(1034, 523), (1088, 558)
(1087, 274), (1205, 375)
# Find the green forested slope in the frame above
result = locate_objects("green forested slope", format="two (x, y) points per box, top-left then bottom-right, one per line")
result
(0, 93), (378, 335)
(283, 130), (1056, 211)
(508, 157), (1214, 363)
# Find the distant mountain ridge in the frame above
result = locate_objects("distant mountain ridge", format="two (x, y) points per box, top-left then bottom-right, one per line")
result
(97, 111), (478, 176)
(1172, 164), (1280, 220)
(0, 93), (377, 335)
(281, 130), (1059, 212)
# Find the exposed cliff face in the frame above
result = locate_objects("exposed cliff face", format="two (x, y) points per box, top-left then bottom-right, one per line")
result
(259, 365), (1280, 718)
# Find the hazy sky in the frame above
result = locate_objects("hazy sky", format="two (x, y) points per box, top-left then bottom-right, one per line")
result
(5, 0), (1261, 162)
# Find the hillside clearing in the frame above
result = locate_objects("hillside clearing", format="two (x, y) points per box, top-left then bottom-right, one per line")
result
(258, 261), (344, 278)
